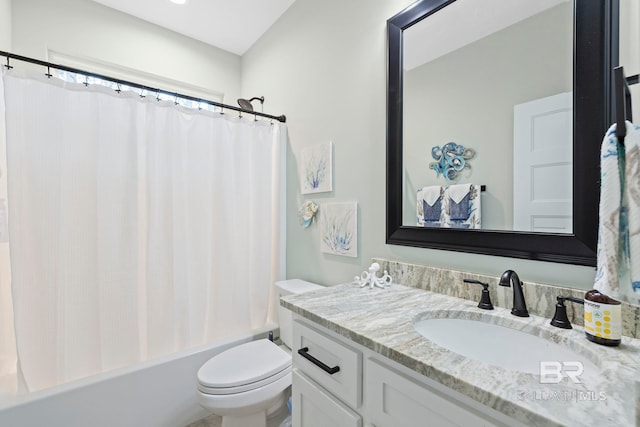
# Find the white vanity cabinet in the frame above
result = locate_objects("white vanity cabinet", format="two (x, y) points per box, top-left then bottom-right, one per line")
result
(291, 316), (522, 427)
(365, 358), (508, 427)
(292, 371), (362, 427)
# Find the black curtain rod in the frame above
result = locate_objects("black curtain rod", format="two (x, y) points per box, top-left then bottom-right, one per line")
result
(0, 50), (286, 123)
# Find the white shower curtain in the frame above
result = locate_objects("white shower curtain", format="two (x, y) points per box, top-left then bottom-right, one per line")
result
(0, 69), (285, 392)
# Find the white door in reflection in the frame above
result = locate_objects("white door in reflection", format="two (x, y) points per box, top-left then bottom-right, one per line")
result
(513, 92), (573, 233)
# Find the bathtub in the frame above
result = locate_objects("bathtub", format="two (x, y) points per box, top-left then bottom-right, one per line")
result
(0, 323), (277, 427)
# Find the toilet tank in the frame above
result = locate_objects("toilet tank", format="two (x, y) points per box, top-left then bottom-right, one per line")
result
(275, 279), (323, 348)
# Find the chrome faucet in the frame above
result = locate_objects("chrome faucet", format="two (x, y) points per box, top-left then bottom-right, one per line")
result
(498, 270), (529, 317)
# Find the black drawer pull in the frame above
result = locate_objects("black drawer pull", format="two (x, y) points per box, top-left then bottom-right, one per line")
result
(297, 347), (340, 375)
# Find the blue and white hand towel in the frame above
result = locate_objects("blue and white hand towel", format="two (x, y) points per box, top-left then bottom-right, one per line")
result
(594, 121), (640, 305)
(417, 186), (442, 227)
(623, 121), (640, 302)
(443, 184), (481, 229)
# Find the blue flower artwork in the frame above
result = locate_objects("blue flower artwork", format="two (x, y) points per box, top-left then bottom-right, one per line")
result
(429, 142), (475, 182)
(299, 142), (333, 194)
(320, 202), (357, 257)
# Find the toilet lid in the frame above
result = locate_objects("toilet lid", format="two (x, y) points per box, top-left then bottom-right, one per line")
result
(198, 339), (291, 390)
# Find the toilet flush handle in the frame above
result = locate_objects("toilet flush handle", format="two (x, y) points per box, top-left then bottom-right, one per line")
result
(297, 347), (341, 375)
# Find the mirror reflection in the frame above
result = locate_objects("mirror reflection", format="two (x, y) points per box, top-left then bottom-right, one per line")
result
(401, 0), (573, 232)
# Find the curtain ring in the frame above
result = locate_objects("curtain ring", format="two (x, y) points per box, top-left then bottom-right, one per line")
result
(174, 93), (179, 105)
(45, 65), (52, 79)
(83, 75), (89, 87)
(156, 90), (160, 102)
(115, 83), (121, 94)
(4, 57), (12, 70)
(139, 89), (145, 99)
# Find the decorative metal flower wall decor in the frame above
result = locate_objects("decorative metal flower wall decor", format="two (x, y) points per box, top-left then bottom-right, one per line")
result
(429, 142), (476, 182)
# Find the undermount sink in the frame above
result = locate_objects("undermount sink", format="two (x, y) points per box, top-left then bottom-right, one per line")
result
(413, 315), (600, 378)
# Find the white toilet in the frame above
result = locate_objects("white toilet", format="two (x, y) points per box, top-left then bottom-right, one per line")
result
(197, 279), (322, 427)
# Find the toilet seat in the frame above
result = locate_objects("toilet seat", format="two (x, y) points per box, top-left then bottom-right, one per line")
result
(198, 339), (292, 395)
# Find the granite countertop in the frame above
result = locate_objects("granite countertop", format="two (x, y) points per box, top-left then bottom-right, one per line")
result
(281, 282), (640, 427)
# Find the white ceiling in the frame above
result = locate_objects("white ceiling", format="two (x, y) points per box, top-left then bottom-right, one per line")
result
(90, 0), (297, 56)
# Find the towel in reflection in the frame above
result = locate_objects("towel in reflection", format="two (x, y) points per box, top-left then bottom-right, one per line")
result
(417, 186), (442, 227)
(443, 184), (481, 229)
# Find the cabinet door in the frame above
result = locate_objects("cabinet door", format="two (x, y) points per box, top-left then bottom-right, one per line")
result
(292, 370), (362, 427)
(366, 358), (500, 427)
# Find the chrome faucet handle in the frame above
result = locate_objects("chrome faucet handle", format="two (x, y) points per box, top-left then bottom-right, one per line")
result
(463, 279), (494, 310)
(550, 296), (584, 329)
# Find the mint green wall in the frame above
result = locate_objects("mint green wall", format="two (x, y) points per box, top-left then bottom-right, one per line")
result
(0, 0), (10, 51)
(621, 0), (640, 123)
(10, 0), (241, 105)
(242, 0), (597, 290)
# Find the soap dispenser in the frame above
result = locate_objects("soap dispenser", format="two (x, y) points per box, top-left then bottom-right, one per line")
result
(584, 289), (621, 346)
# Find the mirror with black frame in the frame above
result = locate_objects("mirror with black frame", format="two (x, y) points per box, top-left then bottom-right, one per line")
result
(403, 0), (572, 233)
(386, 0), (617, 265)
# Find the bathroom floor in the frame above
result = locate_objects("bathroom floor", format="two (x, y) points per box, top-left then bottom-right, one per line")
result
(185, 414), (222, 427)
(184, 403), (290, 427)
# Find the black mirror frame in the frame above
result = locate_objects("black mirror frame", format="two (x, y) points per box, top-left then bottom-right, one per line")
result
(386, 0), (618, 266)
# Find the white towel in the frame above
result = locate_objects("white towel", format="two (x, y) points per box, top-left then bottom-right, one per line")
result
(623, 121), (640, 303)
(594, 121), (640, 305)
(447, 183), (472, 204)
(420, 186), (441, 206)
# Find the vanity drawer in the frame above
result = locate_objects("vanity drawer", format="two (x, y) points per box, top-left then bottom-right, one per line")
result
(292, 319), (362, 408)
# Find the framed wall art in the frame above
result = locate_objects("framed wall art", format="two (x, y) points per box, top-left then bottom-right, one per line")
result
(299, 141), (333, 194)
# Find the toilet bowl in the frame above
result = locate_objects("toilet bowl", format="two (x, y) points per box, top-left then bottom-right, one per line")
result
(197, 339), (292, 427)
(196, 279), (322, 427)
